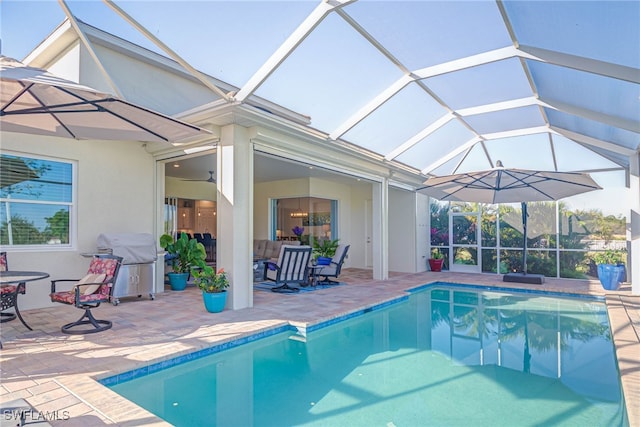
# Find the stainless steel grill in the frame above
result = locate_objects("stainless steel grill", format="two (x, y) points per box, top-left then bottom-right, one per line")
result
(96, 233), (158, 305)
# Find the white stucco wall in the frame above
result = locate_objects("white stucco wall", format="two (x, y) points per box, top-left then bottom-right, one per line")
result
(388, 187), (418, 273)
(1, 132), (157, 310)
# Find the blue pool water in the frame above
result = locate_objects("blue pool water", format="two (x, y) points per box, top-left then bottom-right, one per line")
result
(106, 284), (627, 426)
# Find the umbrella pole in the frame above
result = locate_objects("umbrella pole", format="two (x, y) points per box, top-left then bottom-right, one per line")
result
(522, 202), (527, 275)
(504, 202), (543, 284)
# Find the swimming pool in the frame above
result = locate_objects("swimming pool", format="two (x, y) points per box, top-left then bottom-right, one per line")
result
(105, 283), (627, 426)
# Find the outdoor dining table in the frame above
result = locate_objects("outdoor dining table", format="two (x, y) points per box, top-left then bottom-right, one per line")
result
(0, 270), (50, 330)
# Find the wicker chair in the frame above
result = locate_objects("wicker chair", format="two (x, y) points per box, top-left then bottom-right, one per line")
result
(50, 254), (122, 334)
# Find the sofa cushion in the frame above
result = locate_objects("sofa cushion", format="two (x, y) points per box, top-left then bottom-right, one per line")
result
(253, 239), (301, 259)
(264, 240), (282, 259)
(254, 240), (268, 258)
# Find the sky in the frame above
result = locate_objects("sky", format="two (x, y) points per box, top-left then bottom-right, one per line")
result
(0, 0), (634, 217)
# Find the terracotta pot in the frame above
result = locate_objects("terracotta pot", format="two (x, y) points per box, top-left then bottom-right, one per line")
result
(428, 258), (444, 272)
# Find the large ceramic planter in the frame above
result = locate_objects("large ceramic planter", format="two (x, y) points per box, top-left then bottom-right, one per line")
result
(597, 264), (625, 291)
(428, 258), (444, 272)
(168, 272), (189, 291)
(202, 291), (227, 313)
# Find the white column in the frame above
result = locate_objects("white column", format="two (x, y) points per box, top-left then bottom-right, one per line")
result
(416, 192), (430, 272)
(217, 124), (253, 309)
(372, 178), (389, 280)
(629, 153), (639, 295)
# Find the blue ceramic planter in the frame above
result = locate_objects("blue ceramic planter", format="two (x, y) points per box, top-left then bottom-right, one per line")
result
(597, 264), (624, 291)
(202, 291), (227, 313)
(317, 256), (332, 266)
(168, 272), (189, 291)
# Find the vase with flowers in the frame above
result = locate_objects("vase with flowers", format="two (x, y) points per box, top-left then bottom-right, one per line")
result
(292, 226), (304, 241)
(193, 266), (230, 312)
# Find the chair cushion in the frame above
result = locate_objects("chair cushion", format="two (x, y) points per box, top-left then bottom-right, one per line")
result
(1, 285), (17, 294)
(51, 290), (109, 305)
(72, 273), (106, 295)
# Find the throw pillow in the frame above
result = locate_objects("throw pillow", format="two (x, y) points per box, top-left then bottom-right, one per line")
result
(72, 273), (107, 295)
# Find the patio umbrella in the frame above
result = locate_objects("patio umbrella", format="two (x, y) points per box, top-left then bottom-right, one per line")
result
(0, 56), (208, 143)
(0, 156), (39, 189)
(417, 161), (602, 283)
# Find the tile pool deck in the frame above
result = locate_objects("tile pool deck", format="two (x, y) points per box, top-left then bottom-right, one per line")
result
(0, 269), (638, 426)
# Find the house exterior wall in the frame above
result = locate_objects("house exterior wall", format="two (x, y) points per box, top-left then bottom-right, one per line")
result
(416, 192), (430, 273)
(388, 188), (418, 273)
(348, 182), (374, 269)
(88, 44), (220, 116)
(1, 132), (156, 310)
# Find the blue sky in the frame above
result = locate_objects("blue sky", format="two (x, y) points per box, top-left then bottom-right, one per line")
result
(0, 1), (633, 217)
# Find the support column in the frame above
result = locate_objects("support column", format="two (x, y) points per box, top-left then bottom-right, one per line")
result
(629, 153), (639, 295)
(372, 178), (389, 280)
(217, 124), (253, 309)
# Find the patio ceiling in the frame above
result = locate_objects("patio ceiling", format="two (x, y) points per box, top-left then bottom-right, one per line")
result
(13, 1), (640, 182)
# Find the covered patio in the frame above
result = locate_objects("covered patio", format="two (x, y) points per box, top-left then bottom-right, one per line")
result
(0, 270), (638, 426)
(0, 1), (638, 425)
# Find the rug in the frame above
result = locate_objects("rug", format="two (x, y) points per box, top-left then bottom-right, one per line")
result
(254, 281), (345, 293)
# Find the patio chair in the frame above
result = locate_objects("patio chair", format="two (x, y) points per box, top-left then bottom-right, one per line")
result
(316, 244), (350, 285)
(0, 252), (30, 331)
(203, 233), (215, 262)
(50, 254), (123, 334)
(263, 245), (312, 293)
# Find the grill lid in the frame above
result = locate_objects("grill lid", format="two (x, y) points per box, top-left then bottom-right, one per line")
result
(97, 233), (157, 264)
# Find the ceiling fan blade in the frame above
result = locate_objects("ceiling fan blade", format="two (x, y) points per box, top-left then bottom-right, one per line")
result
(181, 171), (216, 183)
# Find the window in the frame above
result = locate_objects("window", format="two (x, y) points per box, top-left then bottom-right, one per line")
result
(272, 197), (337, 244)
(0, 153), (74, 247)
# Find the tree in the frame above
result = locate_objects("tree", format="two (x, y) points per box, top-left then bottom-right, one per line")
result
(0, 215), (43, 245)
(44, 209), (70, 244)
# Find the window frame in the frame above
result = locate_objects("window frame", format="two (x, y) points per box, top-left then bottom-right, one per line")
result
(0, 151), (77, 252)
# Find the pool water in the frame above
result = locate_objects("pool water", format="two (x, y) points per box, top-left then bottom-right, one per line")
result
(107, 285), (627, 426)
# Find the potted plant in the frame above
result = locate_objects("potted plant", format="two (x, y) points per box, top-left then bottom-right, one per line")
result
(428, 249), (444, 272)
(193, 266), (229, 313)
(311, 237), (340, 265)
(159, 232), (207, 291)
(593, 250), (626, 291)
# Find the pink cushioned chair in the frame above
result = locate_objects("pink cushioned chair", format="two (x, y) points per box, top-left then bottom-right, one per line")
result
(50, 254), (123, 334)
(0, 252), (30, 331)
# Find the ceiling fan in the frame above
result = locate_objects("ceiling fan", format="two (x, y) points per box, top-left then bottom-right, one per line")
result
(182, 170), (216, 183)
